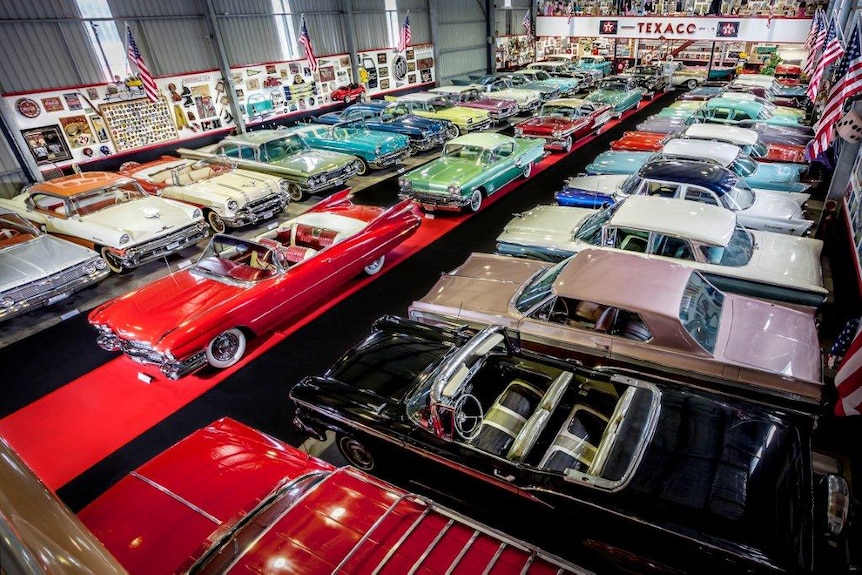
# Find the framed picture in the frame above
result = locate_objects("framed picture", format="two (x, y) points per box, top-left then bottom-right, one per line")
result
(41, 97), (64, 113)
(379, 78), (390, 90)
(339, 56), (351, 67)
(21, 125), (72, 163)
(266, 64), (276, 74)
(377, 52), (388, 64)
(378, 66), (389, 78)
(407, 61), (416, 72)
(289, 62), (301, 74)
(63, 93), (82, 110)
(408, 73), (417, 84)
(86, 87), (99, 100)
(59, 115), (95, 148)
(247, 78), (260, 90)
(319, 66), (336, 83)
(406, 49), (415, 60)
(417, 57), (434, 70)
(89, 114), (109, 142)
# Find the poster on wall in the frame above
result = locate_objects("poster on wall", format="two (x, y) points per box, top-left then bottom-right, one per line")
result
(21, 125), (72, 163)
(59, 115), (95, 148)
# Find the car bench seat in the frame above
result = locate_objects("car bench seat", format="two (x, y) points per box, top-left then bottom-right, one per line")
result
(468, 379), (544, 456)
(506, 371), (574, 463)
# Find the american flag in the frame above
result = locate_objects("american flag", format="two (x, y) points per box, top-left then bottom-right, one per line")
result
(833, 318), (862, 416)
(126, 25), (158, 103)
(806, 25), (862, 161)
(299, 15), (318, 73)
(397, 11), (411, 53)
(523, 10), (532, 36)
(804, 10), (827, 76)
(566, 1), (576, 24)
(807, 15), (844, 102)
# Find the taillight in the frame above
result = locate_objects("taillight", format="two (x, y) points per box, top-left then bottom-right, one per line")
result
(825, 474), (850, 536)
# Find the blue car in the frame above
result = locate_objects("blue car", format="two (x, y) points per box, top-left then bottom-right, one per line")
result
(585, 139), (809, 193)
(283, 122), (411, 175)
(315, 101), (449, 153)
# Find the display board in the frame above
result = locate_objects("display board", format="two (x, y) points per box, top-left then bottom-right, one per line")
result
(99, 97), (177, 152)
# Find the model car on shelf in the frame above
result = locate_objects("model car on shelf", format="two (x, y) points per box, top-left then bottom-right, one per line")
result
(118, 155), (289, 233)
(459, 76), (543, 113)
(513, 98), (613, 152)
(585, 139), (809, 193)
(471, 72), (562, 102)
(660, 60), (708, 90)
(556, 159), (813, 236)
(330, 82), (366, 103)
(619, 64), (669, 98)
(577, 54), (613, 76)
(177, 129), (360, 202)
(387, 91), (493, 136)
(89, 189), (420, 380)
(290, 312), (850, 573)
(407, 248), (823, 403)
(428, 85), (520, 122)
(495, 195), (827, 307)
(397, 133), (546, 213)
(584, 75), (644, 117)
(279, 122), (411, 176)
(315, 101), (450, 153)
(0, 172), (208, 274)
(0, 208), (109, 322)
(513, 68), (582, 97)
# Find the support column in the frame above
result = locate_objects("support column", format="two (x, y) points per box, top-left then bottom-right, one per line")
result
(205, 0), (246, 133)
(429, 0), (442, 78)
(341, 0), (360, 85)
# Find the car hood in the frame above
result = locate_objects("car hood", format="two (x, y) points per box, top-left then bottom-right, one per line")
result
(414, 252), (549, 318)
(406, 158), (485, 191)
(587, 89), (629, 104)
(463, 98), (516, 111)
(747, 189), (805, 220)
(718, 295), (821, 384)
(427, 106), (488, 123)
(91, 269), (243, 346)
(586, 151), (652, 174)
(519, 116), (587, 133)
(83, 197), (198, 243)
(564, 174), (628, 195)
(276, 150), (353, 174)
(749, 161), (803, 185)
(0, 235), (97, 293)
(497, 205), (595, 251)
(489, 88), (541, 104)
(750, 232), (825, 289)
(182, 171), (281, 202)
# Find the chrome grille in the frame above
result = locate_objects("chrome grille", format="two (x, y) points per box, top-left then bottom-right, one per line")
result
(6, 263), (96, 301)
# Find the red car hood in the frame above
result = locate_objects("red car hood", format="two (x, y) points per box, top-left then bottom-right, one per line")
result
(518, 116), (586, 135)
(610, 131), (666, 152)
(763, 143), (806, 164)
(78, 418), (333, 574)
(89, 268), (243, 346)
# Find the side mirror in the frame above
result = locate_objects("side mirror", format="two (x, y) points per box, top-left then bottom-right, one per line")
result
(24, 197), (34, 211)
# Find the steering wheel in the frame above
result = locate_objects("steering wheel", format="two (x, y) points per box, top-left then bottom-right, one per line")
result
(548, 298), (570, 325)
(453, 394), (484, 440)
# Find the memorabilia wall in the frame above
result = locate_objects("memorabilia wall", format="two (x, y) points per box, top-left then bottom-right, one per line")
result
(5, 44), (436, 173)
(495, 35), (535, 70)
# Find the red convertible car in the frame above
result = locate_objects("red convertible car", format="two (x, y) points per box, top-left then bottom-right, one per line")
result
(331, 82), (366, 104)
(513, 97), (613, 152)
(610, 129), (808, 163)
(77, 417), (589, 574)
(89, 189), (421, 379)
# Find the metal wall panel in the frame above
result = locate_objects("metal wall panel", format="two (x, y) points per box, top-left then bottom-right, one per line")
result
(216, 14), (284, 66)
(0, 1), (78, 19)
(135, 19), (218, 75)
(108, 0), (204, 17)
(434, 0), (489, 83)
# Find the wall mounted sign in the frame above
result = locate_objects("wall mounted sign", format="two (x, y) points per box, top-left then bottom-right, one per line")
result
(21, 125), (71, 163)
(15, 98), (41, 118)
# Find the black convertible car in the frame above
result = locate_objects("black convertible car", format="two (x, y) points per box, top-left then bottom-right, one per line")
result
(289, 316), (854, 575)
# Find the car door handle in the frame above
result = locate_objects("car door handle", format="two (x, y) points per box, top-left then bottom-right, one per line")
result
(595, 342), (610, 352)
(493, 469), (515, 482)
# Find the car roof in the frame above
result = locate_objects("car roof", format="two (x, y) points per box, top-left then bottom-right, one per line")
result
(226, 129), (294, 144)
(399, 91), (446, 101)
(556, 248), (693, 316)
(448, 132), (514, 147)
(683, 124), (759, 145)
(705, 97), (764, 113)
(611, 195), (737, 246)
(28, 172), (132, 196)
(661, 139), (741, 166)
(430, 85), (475, 93)
(638, 158), (738, 193)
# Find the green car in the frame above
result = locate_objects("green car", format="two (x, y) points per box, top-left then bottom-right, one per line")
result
(390, 92), (492, 136)
(177, 130), (360, 202)
(585, 75), (645, 117)
(398, 133), (546, 213)
(696, 97), (807, 127)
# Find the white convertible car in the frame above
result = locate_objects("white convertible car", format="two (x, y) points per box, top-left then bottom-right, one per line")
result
(0, 172), (209, 273)
(496, 195), (827, 307)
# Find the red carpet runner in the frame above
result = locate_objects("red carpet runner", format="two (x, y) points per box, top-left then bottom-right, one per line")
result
(0, 104), (646, 490)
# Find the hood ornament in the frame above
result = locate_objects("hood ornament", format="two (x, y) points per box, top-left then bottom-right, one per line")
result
(143, 207), (161, 219)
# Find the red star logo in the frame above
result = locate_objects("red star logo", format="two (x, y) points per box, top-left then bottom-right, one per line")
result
(603, 21), (616, 33)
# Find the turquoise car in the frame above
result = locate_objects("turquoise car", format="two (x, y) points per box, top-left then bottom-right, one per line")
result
(514, 68), (582, 97)
(578, 55), (613, 76)
(585, 138), (809, 193)
(655, 100), (703, 119)
(694, 97), (808, 128)
(284, 122), (411, 175)
(397, 133), (546, 213)
(585, 76), (644, 117)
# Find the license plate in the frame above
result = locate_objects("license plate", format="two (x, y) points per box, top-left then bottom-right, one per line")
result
(262, 211), (273, 219)
(167, 241), (181, 251)
(47, 292), (70, 305)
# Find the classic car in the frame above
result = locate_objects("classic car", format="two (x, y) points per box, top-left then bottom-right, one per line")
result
(330, 82), (366, 103)
(74, 417), (590, 575)
(526, 60), (586, 81)
(720, 91), (808, 122)
(398, 133), (545, 213)
(678, 83), (726, 100)
(177, 129), (361, 202)
(407, 248), (823, 403)
(513, 68), (582, 96)
(495, 196), (827, 307)
(659, 60), (708, 90)
(279, 122), (410, 175)
(577, 55), (613, 76)
(584, 76), (644, 117)
(290, 314), (850, 574)
(620, 64), (669, 97)
(0, 172), (208, 273)
(429, 85), (520, 122)
(775, 64), (804, 86)
(513, 98), (613, 152)
(653, 99), (703, 118)
(465, 77), (543, 113)
(389, 91), (493, 136)
(730, 74), (809, 107)
(586, 139), (809, 193)
(0, 208), (109, 321)
(315, 101), (449, 153)
(556, 159), (813, 236)
(89, 189), (420, 379)
(694, 97), (808, 128)
(472, 72), (562, 101)
(609, 130), (671, 152)
(118, 155), (289, 233)
(545, 57), (603, 85)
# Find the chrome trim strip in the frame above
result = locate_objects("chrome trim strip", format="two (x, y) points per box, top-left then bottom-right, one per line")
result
(131, 471), (220, 525)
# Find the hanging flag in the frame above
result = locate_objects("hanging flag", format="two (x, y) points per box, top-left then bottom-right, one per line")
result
(808, 14), (844, 102)
(566, 1), (576, 24)
(806, 24), (862, 161)
(766, 0), (775, 28)
(804, 9), (821, 49)
(126, 25), (158, 103)
(523, 10), (532, 36)
(804, 10), (827, 76)
(299, 15), (318, 73)
(397, 11), (412, 52)
(834, 319), (862, 416)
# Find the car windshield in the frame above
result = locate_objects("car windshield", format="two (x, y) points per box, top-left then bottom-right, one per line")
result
(601, 80), (629, 91)
(429, 97), (454, 110)
(747, 140), (770, 157)
(678, 271), (724, 353)
(701, 226), (754, 266)
(619, 173), (641, 196)
(729, 153), (757, 177)
(460, 89), (481, 102)
(194, 234), (280, 283)
(514, 258), (570, 313)
(533, 70), (552, 81)
(68, 183), (148, 216)
(541, 104), (578, 119)
(443, 143), (488, 163)
(722, 184), (756, 210)
(573, 202), (619, 244)
(264, 135), (307, 159)
(387, 103), (411, 118)
(0, 212), (40, 246)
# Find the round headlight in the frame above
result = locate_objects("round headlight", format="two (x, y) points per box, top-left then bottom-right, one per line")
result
(118, 233), (130, 245)
(83, 262), (96, 274)
(94, 259), (107, 270)
(1, 296), (15, 308)
(447, 184), (461, 196)
(398, 176), (411, 189)
(467, 118), (473, 124)
(279, 179), (290, 192)
(306, 177), (315, 186)
(226, 200), (238, 211)
(192, 208), (202, 219)
(375, 146), (381, 155)
(552, 129), (562, 138)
